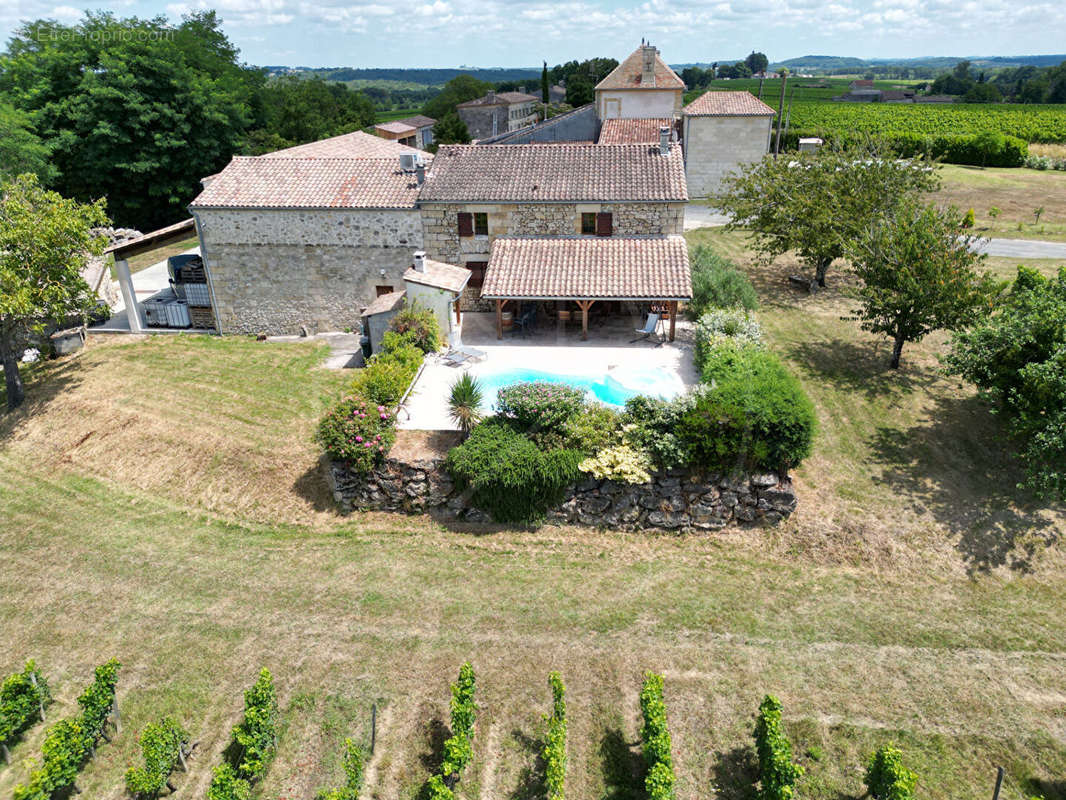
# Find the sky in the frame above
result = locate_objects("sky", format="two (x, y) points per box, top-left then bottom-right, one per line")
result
(2, 0), (1064, 68)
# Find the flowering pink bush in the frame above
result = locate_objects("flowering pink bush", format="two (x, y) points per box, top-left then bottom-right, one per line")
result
(315, 396), (397, 473)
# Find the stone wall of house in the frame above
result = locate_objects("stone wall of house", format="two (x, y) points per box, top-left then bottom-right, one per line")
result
(420, 201), (686, 309)
(196, 208), (422, 335)
(682, 115), (773, 198)
(326, 457), (797, 530)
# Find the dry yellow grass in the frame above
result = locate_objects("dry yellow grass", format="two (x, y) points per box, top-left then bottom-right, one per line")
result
(933, 164), (1066, 241)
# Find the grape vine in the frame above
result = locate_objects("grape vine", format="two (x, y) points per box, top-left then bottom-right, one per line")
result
(639, 672), (675, 800)
(542, 672), (567, 800)
(125, 716), (190, 799)
(753, 695), (803, 800)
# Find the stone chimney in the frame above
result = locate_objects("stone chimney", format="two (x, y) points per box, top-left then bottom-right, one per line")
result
(486, 89), (496, 104)
(413, 251), (426, 273)
(518, 85), (526, 94)
(641, 44), (657, 87)
(415, 162), (425, 186)
(659, 126), (671, 156)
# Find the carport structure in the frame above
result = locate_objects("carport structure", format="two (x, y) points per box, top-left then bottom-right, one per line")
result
(480, 236), (692, 341)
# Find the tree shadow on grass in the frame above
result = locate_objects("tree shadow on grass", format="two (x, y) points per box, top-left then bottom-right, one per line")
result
(599, 727), (644, 800)
(0, 355), (87, 442)
(866, 393), (1061, 574)
(418, 715), (449, 773)
(292, 457), (342, 514)
(1026, 778), (1066, 800)
(508, 727), (545, 800)
(712, 745), (759, 800)
(783, 337), (941, 400)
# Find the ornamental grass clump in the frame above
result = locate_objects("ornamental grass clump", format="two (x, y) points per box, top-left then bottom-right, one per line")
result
(448, 373), (484, 437)
(495, 382), (585, 434)
(315, 397), (396, 473)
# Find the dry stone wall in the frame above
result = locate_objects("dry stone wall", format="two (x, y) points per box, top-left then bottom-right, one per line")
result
(326, 457), (797, 530)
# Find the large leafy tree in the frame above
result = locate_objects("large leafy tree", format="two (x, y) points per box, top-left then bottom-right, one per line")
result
(247, 75), (375, 152)
(0, 103), (53, 183)
(846, 199), (1000, 368)
(0, 174), (108, 410)
(0, 11), (258, 231)
(745, 51), (769, 75)
(945, 266), (1066, 499)
(431, 113), (470, 148)
(717, 146), (941, 288)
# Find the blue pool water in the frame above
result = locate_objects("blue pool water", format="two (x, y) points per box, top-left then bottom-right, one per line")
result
(476, 366), (680, 409)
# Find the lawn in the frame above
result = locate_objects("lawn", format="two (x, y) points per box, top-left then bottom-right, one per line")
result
(934, 164), (1066, 242)
(2, 255), (1066, 800)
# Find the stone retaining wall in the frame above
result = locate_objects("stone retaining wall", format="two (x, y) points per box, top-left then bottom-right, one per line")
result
(326, 457), (797, 530)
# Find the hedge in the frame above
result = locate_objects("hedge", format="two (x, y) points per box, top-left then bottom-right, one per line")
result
(782, 128), (1028, 167)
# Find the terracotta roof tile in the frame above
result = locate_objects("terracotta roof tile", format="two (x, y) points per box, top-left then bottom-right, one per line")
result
(264, 130), (425, 158)
(682, 91), (776, 117)
(481, 236), (691, 300)
(598, 118), (674, 145)
(595, 46), (685, 91)
(404, 258), (470, 294)
(419, 144), (687, 203)
(190, 157), (423, 209)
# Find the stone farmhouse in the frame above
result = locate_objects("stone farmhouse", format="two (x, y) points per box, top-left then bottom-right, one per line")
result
(457, 90), (540, 140)
(417, 141), (687, 311)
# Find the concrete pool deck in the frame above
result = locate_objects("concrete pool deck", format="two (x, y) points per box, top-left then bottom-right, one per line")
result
(397, 311), (699, 430)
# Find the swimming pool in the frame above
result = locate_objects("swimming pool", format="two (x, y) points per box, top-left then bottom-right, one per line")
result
(474, 365), (683, 409)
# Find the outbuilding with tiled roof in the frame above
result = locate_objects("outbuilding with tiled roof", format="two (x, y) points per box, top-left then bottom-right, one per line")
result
(598, 118), (676, 145)
(681, 90), (776, 198)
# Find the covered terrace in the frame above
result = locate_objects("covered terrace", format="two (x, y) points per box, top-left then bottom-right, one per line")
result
(480, 236), (692, 341)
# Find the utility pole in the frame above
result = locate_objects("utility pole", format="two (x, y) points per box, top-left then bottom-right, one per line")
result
(758, 75), (765, 100)
(773, 68), (789, 156)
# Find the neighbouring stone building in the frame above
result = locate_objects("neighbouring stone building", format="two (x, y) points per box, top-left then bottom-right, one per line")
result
(417, 142), (687, 308)
(189, 131), (430, 335)
(456, 90), (540, 140)
(594, 43), (685, 120)
(681, 91), (776, 197)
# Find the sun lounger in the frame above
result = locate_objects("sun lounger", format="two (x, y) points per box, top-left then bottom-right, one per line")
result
(630, 313), (662, 343)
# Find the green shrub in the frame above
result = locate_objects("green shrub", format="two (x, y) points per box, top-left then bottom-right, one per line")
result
(387, 305), (442, 354)
(639, 673), (675, 800)
(0, 660), (51, 746)
(446, 420), (583, 523)
(688, 245), (759, 318)
(543, 672), (567, 800)
(753, 695), (803, 800)
(207, 764), (252, 800)
(495, 382), (586, 434)
(315, 738), (364, 800)
(962, 207), (976, 228)
(351, 351), (420, 407)
(865, 745), (917, 800)
(621, 395), (695, 470)
(562, 404), (622, 454)
(315, 397), (396, 473)
(680, 348), (815, 476)
(694, 309), (763, 370)
(379, 332), (425, 370)
(125, 716), (189, 799)
(579, 444), (653, 484)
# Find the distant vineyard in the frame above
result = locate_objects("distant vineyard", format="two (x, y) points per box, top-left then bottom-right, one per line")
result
(784, 101), (1066, 143)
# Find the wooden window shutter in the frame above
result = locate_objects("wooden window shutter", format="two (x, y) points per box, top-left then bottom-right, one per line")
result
(595, 212), (613, 237)
(457, 212), (474, 237)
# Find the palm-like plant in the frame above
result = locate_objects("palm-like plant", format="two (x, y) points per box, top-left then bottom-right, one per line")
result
(448, 373), (484, 437)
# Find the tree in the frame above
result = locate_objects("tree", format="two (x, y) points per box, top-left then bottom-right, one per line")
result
(541, 61), (549, 104)
(745, 52), (769, 76)
(0, 104), (53, 183)
(565, 74), (594, 106)
(846, 200), (999, 368)
(0, 11), (259, 231)
(249, 76), (375, 149)
(945, 266), (1066, 499)
(963, 82), (1001, 103)
(431, 113), (470, 147)
(717, 145), (941, 288)
(422, 75), (493, 121)
(0, 174), (108, 410)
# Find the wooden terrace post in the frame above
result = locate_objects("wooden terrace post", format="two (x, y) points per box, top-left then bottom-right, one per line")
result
(576, 300), (593, 341)
(495, 299), (503, 339)
(454, 297), (462, 324)
(669, 301), (678, 341)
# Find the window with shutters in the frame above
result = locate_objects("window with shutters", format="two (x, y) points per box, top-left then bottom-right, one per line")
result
(457, 212), (473, 237)
(595, 212), (613, 237)
(473, 212), (489, 237)
(580, 213), (596, 235)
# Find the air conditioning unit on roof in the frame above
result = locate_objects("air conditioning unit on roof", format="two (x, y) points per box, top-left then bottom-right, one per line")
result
(399, 152), (423, 172)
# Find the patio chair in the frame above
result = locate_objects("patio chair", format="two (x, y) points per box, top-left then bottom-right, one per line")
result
(442, 346), (487, 366)
(512, 308), (536, 338)
(630, 313), (662, 344)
